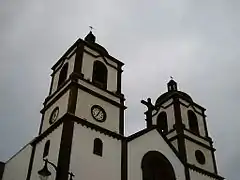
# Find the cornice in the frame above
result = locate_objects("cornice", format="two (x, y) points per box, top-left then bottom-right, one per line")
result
(68, 114), (124, 140)
(187, 164), (224, 180)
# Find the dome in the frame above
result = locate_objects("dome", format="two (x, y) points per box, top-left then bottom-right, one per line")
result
(155, 79), (193, 105)
(84, 31), (108, 55)
(155, 91), (193, 106)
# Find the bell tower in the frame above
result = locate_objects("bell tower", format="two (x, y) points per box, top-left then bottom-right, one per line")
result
(39, 31), (125, 136)
(31, 31), (126, 180)
(149, 79), (219, 179)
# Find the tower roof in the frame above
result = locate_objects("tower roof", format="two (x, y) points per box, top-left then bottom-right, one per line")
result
(155, 91), (193, 105)
(51, 30), (124, 71)
(155, 79), (193, 105)
(84, 31), (108, 54)
(84, 31), (96, 43)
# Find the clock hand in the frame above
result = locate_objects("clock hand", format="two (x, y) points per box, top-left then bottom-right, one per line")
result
(95, 110), (101, 117)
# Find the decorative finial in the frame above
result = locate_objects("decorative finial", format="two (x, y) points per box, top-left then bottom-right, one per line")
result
(170, 76), (173, 80)
(84, 27), (96, 43)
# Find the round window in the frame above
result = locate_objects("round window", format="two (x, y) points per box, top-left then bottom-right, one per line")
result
(195, 150), (206, 165)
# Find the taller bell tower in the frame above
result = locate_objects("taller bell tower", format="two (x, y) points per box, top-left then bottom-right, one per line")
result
(39, 31), (125, 135)
(33, 31), (126, 180)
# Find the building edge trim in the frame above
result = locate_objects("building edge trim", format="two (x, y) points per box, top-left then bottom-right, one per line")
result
(26, 145), (36, 180)
(121, 139), (127, 180)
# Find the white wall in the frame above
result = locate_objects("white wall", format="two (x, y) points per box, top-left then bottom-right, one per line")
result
(184, 130), (210, 146)
(189, 169), (217, 180)
(51, 70), (60, 95)
(106, 56), (118, 92)
(50, 53), (76, 95)
(180, 100), (206, 137)
(82, 48), (118, 93)
(70, 123), (122, 180)
(128, 129), (185, 180)
(2, 144), (32, 180)
(41, 90), (70, 133)
(77, 79), (120, 103)
(75, 89), (120, 133)
(153, 99), (175, 131)
(185, 139), (215, 173)
(67, 54), (76, 79)
(171, 139), (179, 151)
(30, 124), (63, 180)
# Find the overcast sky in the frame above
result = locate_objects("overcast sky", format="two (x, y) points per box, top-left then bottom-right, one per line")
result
(0, 0), (239, 179)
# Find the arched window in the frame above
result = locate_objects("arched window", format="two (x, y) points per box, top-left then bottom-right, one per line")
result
(92, 61), (108, 89)
(141, 151), (176, 180)
(188, 110), (200, 135)
(157, 111), (168, 133)
(93, 138), (103, 156)
(43, 140), (50, 158)
(57, 63), (68, 88)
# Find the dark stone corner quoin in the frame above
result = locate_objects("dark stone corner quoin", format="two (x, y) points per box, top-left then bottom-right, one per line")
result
(0, 162), (5, 180)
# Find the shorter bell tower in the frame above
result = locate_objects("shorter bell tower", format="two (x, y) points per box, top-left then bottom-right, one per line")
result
(148, 79), (218, 179)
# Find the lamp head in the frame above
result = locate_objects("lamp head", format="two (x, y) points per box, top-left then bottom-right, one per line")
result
(38, 160), (51, 180)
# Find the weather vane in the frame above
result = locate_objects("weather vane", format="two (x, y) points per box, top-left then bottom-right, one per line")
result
(89, 26), (94, 31)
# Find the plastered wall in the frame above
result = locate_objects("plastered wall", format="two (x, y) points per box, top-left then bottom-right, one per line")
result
(50, 53), (76, 95)
(153, 99), (175, 131)
(185, 139), (214, 173)
(180, 99), (206, 137)
(30, 124), (63, 180)
(70, 123), (121, 180)
(2, 144), (32, 180)
(75, 89), (120, 133)
(41, 90), (70, 133)
(128, 129), (185, 180)
(81, 48), (118, 93)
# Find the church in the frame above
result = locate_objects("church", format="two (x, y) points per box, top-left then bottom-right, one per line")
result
(0, 31), (224, 180)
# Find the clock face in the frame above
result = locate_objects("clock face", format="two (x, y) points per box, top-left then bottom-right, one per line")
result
(91, 105), (106, 122)
(49, 107), (59, 124)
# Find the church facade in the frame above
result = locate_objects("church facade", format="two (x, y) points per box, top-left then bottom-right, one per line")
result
(0, 32), (224, 180)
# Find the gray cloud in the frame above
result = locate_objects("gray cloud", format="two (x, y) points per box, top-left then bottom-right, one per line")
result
(0, 0), (239, 179)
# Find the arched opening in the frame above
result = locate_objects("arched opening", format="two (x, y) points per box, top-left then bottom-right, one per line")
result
(57, 63), (68, 88)
(188, 110), (200, 135)
(157, 112), (168, 133)
(141, 151), (176, 180)
(43, 140), (50, 158)
(93, 138), (103, 156)
(92, 61), (108, 89)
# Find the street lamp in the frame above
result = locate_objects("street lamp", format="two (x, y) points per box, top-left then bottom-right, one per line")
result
(38, 159), (74, 180)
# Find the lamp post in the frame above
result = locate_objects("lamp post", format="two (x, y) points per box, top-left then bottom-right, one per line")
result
(38, 159), (74, 180)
